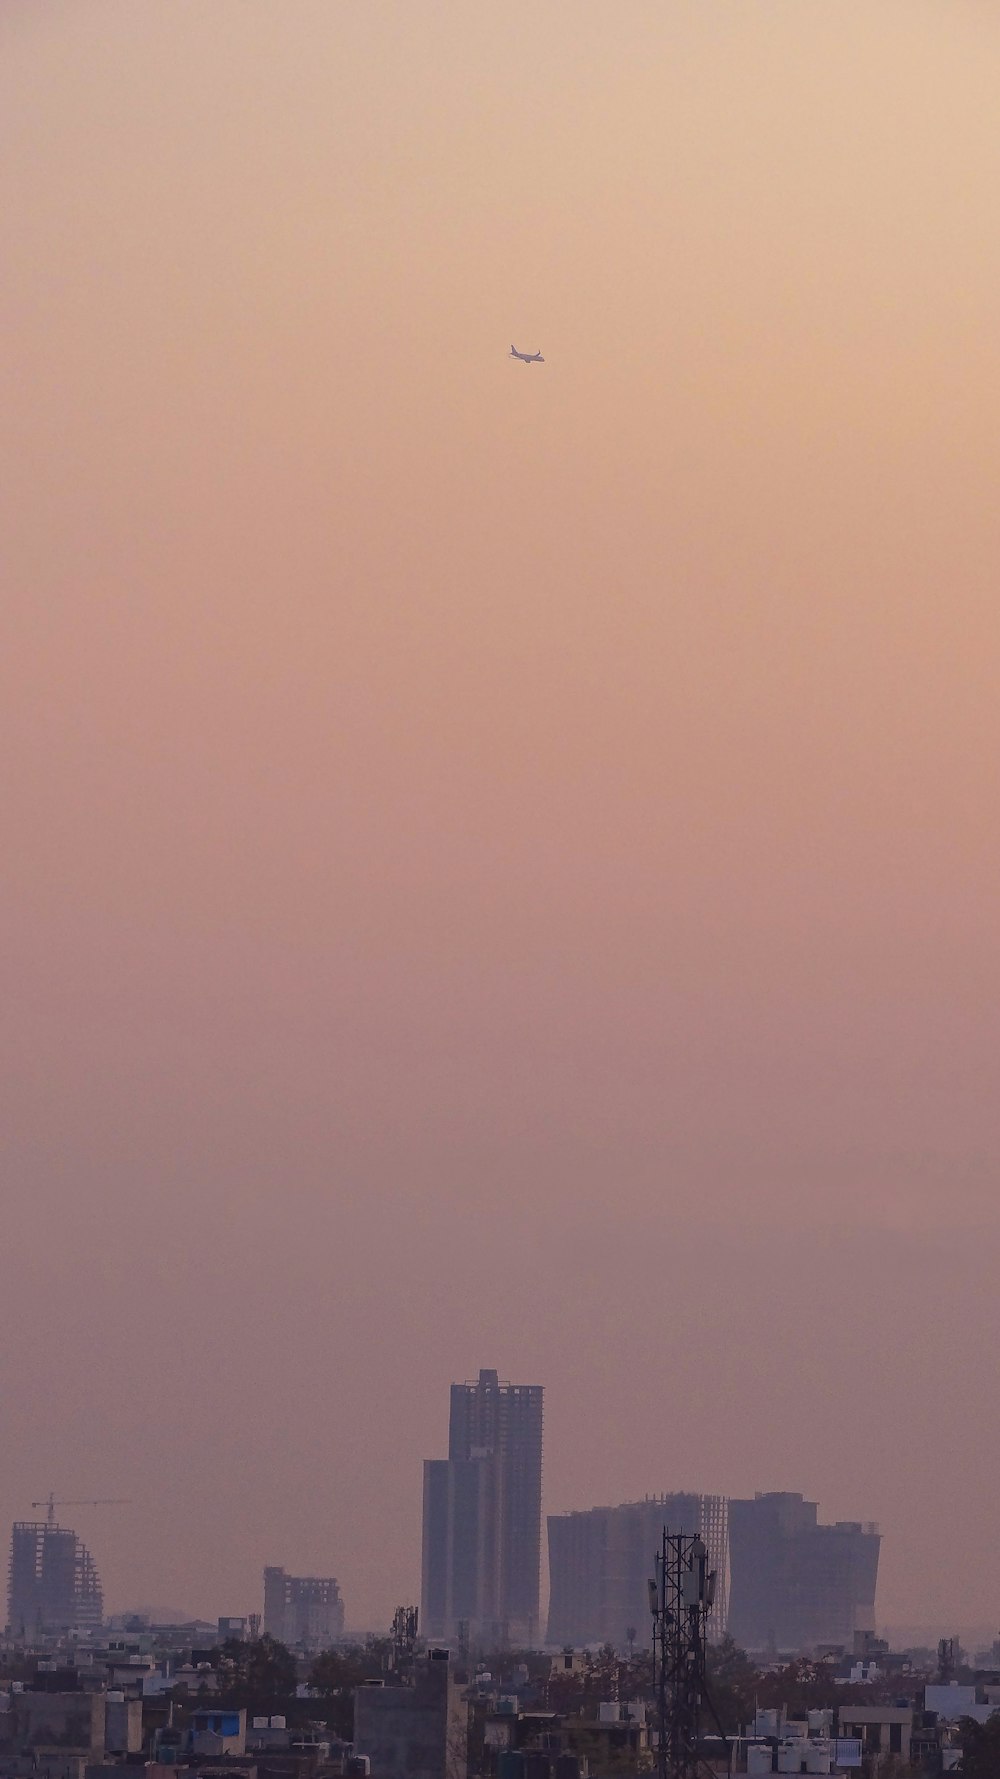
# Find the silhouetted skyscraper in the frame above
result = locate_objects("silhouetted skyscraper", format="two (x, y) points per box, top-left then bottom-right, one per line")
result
(422, 1369), (543, 1646)
(727, 1492), (880, 1652)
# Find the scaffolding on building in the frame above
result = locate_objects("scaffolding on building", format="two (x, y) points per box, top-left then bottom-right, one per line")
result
(7, 1520), (104, 1635)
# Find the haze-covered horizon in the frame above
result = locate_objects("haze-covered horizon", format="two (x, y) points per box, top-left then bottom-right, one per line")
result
(3, 0), (1000, 1633)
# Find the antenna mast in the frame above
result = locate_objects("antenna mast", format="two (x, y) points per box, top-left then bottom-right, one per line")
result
(649, 1529), (717, 1779)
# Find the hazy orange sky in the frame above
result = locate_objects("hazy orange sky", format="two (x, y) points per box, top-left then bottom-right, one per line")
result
(3, 0), (1000, 1636)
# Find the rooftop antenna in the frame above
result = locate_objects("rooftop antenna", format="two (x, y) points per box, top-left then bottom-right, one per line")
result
(391, 1606), (419, 1671)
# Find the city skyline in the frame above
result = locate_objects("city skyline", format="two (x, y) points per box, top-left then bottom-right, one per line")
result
(5, 1420), (886, 1648)
(5, 0), (1000, 1636)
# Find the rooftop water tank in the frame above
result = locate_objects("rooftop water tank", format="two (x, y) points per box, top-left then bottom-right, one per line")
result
(523, 1754), (552, 1779)
(497, 1752), (525, 1779)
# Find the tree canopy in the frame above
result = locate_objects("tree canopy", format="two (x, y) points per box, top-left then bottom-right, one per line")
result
(959, 1714), (1000, 1779)
(215, 1635), (297, 1711)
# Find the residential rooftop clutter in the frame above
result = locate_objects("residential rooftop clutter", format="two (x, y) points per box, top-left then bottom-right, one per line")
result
(0, 1617), (998, 1779)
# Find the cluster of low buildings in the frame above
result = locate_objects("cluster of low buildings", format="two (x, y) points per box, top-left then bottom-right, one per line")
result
(1, 1634), (999, 1779)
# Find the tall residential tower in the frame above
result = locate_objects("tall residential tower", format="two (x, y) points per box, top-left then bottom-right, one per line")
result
(422, 1369), (543, 1647)
(727, 1492), (881, 1652)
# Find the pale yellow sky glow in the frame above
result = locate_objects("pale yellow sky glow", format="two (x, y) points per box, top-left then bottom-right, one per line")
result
(3, 2), (1000, 1632)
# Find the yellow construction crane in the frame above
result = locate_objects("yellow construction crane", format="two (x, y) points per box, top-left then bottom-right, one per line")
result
(31, 1494), (130, 1528)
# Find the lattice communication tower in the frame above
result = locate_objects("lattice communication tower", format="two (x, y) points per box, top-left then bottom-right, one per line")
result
(648, 1529), (718, 1779)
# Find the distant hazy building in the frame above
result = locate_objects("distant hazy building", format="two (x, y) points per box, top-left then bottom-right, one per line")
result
(546, 1494), (729, 1647)
(422, 1368), (543, 1646)
(354, 1647), (467, 1779)
(7, 1520), (104, 1635)
(262, 1567), (345, 1647)
(727, 1493), (880, 1652)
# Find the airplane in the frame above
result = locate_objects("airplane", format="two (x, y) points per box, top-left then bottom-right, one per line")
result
(510, 344), (544, 364)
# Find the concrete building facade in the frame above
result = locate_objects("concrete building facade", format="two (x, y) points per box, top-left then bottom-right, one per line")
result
(727, 1493), (880, 1652)
(546, 1493), (729, 1648)
(422, 1370), (543, 1646)
(354, 1648), (468, 1779)
(8, 1689), (107, 1758)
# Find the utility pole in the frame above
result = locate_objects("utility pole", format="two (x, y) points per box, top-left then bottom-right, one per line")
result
(648, 1529), (717, 1779)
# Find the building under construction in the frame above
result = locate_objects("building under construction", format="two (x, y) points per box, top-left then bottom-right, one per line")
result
(7, 1519), (104, 1636)
(546, 1493), (729, 1648)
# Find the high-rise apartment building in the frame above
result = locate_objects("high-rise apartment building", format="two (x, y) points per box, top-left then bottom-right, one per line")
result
(727, 1493), (880, 1652)
(546, 1494), (729, 1648)
(262, 1567), (345, 1648)
(7, 1520), (104, 1635)
(421, 1369), (543, 1647)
